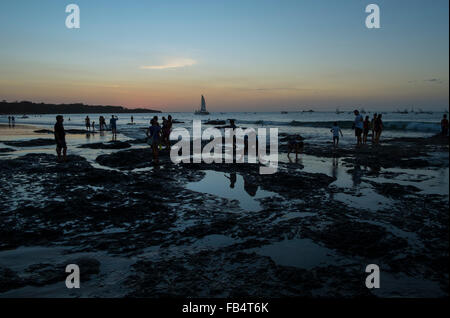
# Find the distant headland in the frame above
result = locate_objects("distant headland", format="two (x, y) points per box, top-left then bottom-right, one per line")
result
(0, 100), (161, 114)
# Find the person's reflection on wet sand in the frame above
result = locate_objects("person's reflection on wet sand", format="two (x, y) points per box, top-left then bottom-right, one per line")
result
(352, 164), (362, 187)
(225, 172), (236, 188)
(331, 156), (339, 180)
(244, 175), (258, 197)
(288, 154), (303, 165)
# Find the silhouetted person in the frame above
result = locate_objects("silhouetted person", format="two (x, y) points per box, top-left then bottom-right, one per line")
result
(363, 116), (370, 144)
(353, 110), (363, 146)
(331, 122), (343, 147)
(85, 116), (90, 131)
(131, 115), (134, 124)
(162, 115), (173, 150)
(374, 114), (383, 144)
(99, 116), (105, 131)
(110, 115), (118, 140)
(371, 113), (377, 142)
(441, 114), (449, 136)
(54, 115), (67, 162)
(147, 116), (161, 164)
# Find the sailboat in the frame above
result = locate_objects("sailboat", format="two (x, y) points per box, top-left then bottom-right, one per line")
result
(194, 95), (210, 115)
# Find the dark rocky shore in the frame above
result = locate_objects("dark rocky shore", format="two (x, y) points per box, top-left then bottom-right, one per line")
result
(0, 135), (448, 297)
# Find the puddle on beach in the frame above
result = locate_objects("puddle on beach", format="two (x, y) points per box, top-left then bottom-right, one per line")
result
(0, 246), (135, 298)
(279, 154), (360, 188)
(371, 271), (447, 298)
(370, 167), (450, 197)
(247, 238), (340, 269)
(185, 170), (279, 212)
(141, 234), (238, 259)
(333, 186), (395, 212)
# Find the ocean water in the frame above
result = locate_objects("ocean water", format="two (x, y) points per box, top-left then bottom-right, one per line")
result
(0, 111), (446, 145)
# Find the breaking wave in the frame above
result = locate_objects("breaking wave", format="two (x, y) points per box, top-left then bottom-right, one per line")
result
(236, 120), (441, 132)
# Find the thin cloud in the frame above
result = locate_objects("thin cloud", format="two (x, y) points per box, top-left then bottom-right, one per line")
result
(140, 58), (197, 70)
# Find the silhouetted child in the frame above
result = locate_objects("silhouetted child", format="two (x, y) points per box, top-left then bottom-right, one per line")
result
(288, 135), (304, 160)
(331, 122), (343, 146)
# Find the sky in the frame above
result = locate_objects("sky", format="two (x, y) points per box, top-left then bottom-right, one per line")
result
(0, 0), (448, 112)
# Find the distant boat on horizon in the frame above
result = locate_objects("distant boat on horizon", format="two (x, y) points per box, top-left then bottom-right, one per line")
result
(194, 95), (210, 115)
(393, 108), (409, 114)
(415, 108), (433, 115)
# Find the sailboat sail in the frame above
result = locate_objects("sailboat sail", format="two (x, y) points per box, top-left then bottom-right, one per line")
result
(194, 94), (210, 115)
(201, 95), (206, 112)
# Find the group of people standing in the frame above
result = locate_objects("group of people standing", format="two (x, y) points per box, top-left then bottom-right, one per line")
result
(7, 116), (16, 127)
(84, 115), (116, 133)
(331, 110), (383, 147)
(54, 114), (121, 162)
(353, 110), (383, 146)
(146, 115), (173, 164)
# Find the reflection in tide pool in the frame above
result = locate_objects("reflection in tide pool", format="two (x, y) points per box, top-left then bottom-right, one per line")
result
(185, 170), (279, 212)
(248, 238), (338, 269)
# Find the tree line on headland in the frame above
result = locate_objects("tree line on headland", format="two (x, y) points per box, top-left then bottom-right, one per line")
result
(0, 100), (161, 114)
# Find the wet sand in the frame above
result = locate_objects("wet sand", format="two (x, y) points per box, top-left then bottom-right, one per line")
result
(0, 123), (448, 297)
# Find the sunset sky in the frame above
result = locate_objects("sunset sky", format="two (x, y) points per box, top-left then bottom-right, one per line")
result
(0, 0), (448, 111)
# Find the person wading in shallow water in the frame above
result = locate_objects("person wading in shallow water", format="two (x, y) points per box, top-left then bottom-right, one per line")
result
(147, 116), (162, 164)
(374, 114), (383, 145)
(441, 114), (449, 136)
(85, 116), (91, 131)
(330, 122), (343, 147)
(353, 110), (364, 146)
(162, 115), (173, 150)
(54, 115), (67, 162)
(371, 113), (377, 142)
(363, 116), (370, 144)
(110, 115), (118, 141)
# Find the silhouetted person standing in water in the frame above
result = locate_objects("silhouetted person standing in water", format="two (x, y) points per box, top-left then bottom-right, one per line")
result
(54, 115), (67, 162)
(363, 116), (370, 144)
(85, 116), (90, 131)
(99, 116), (105, 131)
(371, 113), (377, 142)
(374, 114), (383, 145)
(331, 122), (343, 147)
(110, 115), (118, 140)
(147, 116), (161, 164)
(441, 114), (449, 136)
(353, 110), (363, 146)
(162, 115), (173, 150)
